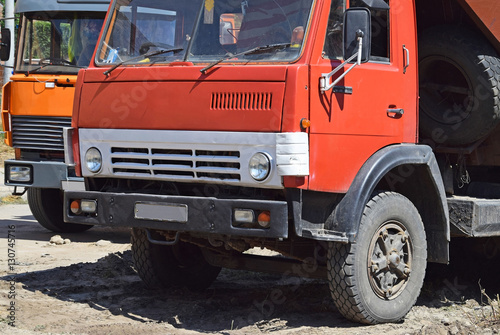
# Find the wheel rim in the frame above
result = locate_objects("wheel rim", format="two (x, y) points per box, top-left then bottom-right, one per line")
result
(367, 221), (412, 300)
(419, 56), (474, 125)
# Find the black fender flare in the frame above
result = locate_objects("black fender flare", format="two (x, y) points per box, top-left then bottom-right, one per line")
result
(332, 144), (449, 248)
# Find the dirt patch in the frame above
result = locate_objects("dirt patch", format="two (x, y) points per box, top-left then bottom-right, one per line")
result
(1, 205), (499, 334)
(0, 195), (27, 205)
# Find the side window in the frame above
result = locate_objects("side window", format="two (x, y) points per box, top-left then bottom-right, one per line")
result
(350, 0), (390, 61)
(323, 0), (346, 60)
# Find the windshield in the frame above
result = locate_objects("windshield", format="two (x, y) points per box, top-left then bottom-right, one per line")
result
(96, 0), (314, 66)
(16, 12), (105, 75)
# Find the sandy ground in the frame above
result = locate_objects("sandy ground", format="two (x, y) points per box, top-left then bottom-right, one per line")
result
(0, 203), (499, 335)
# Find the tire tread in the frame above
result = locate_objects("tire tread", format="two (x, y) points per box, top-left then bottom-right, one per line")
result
(327, 192), (426, 324)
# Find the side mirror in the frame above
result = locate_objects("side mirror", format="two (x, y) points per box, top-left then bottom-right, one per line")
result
(343, 8), (371, 63)
(0, 28), (12, 61)
(319, 8), (372, 93)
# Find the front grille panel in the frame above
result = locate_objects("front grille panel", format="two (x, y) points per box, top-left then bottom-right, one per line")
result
(11, 116), (71, 151)
(110, 147), (242, 182)
(79, 129), (308, 189)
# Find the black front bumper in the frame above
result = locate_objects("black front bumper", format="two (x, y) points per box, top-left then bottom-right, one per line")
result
(64, 191), (289, 238)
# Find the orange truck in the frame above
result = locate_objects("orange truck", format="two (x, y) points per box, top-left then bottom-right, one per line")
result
(1, 0), (109, 232)
(63, 0), (499, 324)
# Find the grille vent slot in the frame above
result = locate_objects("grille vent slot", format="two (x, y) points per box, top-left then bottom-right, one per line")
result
(211, 92), (272, 110)
(11, 115), (71, 151)
(110, 146), (241, 182)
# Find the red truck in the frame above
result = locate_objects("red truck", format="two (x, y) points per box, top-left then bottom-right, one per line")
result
(63, 0), (500, 324)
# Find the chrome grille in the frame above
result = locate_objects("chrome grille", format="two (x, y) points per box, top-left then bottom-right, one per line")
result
(79, 129), (308, 189)
(11, 115), (71, 151)
(111, 147), (241, 182)
(211, 92), (272, 110)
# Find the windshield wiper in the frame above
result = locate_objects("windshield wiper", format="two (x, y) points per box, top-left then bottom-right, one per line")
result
(26, 63), (81, 76)
(200, 43), (291, 74)
(103, 47), (184, 77)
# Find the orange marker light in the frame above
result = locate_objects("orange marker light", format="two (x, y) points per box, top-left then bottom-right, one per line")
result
(70, 200), (82, 215)
(258, 211), (271, 228)
(301, 118), (311, 130)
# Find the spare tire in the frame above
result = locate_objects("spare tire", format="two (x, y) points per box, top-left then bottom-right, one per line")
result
(418, 25), (500, 146)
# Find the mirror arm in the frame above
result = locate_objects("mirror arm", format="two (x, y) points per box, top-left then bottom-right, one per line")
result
(320, 35), (363, 93)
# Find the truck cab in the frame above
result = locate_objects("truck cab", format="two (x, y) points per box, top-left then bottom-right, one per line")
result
(1, 0), (109, 232)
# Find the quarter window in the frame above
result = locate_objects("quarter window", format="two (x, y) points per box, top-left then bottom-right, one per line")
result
(323, 0), (346, 60)
(350, 0), (390, 61)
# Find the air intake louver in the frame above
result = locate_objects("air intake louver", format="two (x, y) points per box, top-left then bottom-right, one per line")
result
(211, 92), (272, 110)
(111, 147), (242, 182)
(11, 115), (71, 151)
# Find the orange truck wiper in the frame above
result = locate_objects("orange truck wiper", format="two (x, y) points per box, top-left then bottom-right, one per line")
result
(25, 60), (82, 76)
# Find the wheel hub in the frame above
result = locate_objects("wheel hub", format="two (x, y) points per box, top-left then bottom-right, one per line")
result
(368, 223), (412, 300)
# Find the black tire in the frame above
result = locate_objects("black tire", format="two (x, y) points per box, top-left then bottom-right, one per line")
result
(131, 228), (221, 291)
(327, 192), (427, 324)
(27, 188), (92, 233)
(418, 25), (500, 146)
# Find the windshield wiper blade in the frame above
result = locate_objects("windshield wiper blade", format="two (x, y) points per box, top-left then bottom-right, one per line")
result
(26, 63), (82, 76)
(200, 43), (291, 74)
(103, 47), (184, 77)
(25, 63), (51, 76)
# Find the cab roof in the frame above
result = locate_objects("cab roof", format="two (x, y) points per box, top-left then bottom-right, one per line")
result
(15, 0), (110, 14)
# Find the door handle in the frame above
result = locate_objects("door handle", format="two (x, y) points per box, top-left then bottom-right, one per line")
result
(387, 108), (404, 118)
(403, 45), (410, 74)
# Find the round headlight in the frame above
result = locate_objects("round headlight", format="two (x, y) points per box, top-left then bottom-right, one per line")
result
(249, 153), (270, 181)
(85, 147), (102, 173)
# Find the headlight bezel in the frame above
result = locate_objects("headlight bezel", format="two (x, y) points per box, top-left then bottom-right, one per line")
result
(85, 147), (103, 173)
(248, 152), (271, 181)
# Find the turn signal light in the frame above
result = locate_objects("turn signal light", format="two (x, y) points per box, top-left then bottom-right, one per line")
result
(70, 199), (98, 215)
(258, 211), (271, 228)
(300, 118), (311, 130)
(70, 200), (82, 215)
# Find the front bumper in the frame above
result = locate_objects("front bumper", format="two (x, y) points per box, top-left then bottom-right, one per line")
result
(64, 191), (289, 239)
(4, 160), (83, 188)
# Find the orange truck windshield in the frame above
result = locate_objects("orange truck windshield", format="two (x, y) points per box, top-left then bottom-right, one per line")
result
(16, 12), (104, 75)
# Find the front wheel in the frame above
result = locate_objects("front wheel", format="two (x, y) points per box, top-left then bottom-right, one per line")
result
(131, 228), (221, 291)
(327, 191), (427, 324)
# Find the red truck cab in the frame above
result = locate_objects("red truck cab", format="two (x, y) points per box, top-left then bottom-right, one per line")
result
(64, 0), (500, 325)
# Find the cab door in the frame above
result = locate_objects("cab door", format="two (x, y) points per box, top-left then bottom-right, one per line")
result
(308, 0), (418, 193)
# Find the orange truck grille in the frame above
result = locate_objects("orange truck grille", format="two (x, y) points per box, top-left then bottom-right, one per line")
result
(11, 115), (72, 151)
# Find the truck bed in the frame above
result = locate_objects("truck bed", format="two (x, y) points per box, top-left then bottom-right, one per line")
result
(458, 0), (500, 49)
(448, 196), (500, 237)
